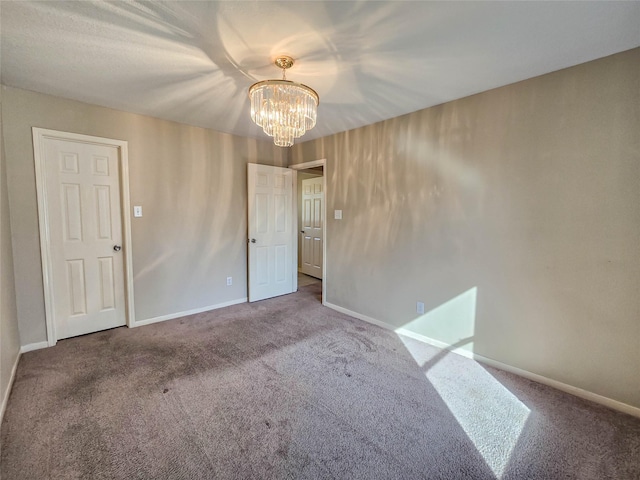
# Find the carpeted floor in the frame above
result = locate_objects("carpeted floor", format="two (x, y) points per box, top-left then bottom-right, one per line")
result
(2, 282), (639, 479)
(297, 272), (321, 288)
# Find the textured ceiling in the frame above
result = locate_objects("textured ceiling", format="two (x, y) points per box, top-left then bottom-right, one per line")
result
(1, 1), (639, 144)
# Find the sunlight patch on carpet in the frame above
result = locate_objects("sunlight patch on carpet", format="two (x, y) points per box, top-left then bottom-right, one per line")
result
(428, 360), (530, 478)
(399, 333), (530, 478)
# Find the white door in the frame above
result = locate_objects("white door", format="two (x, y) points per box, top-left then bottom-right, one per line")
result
(300, 177), (323, 279)
(247, 164), (294, 302)
(41, 137), (126, 339)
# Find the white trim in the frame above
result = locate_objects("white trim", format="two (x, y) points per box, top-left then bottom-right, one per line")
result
(32, 128), (135, 346)
(291, 169), (298, 293)
(289, 159), (326, 170)
(32, 129), (55, 346)
(118, 142), (136, 330)
(20, 341), (49, 353)
(325, 302), (394, 330)
(326, 302), (640, 419)
(289, 159), (326, 306)
(471, 351), (640, 419)
(133, 297), (248, 328)
(0, 351), (20, 423)
(395, 328), (474, 356)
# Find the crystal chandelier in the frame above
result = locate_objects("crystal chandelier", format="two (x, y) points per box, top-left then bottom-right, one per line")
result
(249, 56), (319, 147)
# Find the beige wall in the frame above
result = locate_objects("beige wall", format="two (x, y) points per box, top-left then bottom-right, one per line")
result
(0, 88), (22, 414)
(1, 86), (287, 345)
(291, 48), (640, 408)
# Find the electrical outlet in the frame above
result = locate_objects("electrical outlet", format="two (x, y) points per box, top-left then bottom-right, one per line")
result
(416, 301), (425, 315)
(226, 277), (233, 286)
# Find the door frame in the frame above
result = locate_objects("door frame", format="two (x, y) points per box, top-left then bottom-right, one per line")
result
(32, 128), (135, 346)
(289, 158), (326, 306)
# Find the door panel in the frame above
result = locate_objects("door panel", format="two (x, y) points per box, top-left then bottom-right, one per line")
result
(62, 184), (83, 241)
(67, 259), (87, 315)
(300, 177), (324, 279)
(44, 138), (126, 339)
(248, 164), (294, 302)
(98, 257), (116, 310)
(95, 185), (112, 239)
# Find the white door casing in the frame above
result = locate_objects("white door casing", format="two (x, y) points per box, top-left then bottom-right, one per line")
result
(300, 177), (323, 279)
(247, 164), (295, 302)
(289, 159), (326, 304)
(33, 128), (134, 345)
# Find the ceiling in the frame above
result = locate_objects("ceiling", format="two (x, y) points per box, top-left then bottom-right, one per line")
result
(2, 1), (639, 144)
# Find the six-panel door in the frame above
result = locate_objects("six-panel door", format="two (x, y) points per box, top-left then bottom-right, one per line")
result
(300, 176), (323, 279)
(247, 164), (294, 302)
(44, 138), (126, 339)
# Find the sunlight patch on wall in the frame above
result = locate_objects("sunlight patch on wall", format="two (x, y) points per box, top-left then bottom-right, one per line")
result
(399, 287), (477, 354)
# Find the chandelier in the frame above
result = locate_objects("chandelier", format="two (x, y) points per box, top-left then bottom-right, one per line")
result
(249, 56), (319, 147)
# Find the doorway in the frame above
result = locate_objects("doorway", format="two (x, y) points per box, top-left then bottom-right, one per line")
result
(290, 159), (326, 305)
(299, 173), (323, 279)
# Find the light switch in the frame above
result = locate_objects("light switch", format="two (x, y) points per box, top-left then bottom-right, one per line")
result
(133, 206), (143, 217)
(334, 209), (343, 220)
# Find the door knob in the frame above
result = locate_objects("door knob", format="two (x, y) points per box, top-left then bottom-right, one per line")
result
(250, 238), (256, 243)
(113, 245), (122, 252)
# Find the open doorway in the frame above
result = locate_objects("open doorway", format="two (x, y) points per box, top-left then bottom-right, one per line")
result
(290, 159), (326, 304)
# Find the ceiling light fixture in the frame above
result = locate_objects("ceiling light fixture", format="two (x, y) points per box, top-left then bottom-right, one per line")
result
(249, 56), (319, 147)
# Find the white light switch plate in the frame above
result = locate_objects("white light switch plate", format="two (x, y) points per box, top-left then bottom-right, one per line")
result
(334, 209), (342, 220)
(133, 206), (143, 217)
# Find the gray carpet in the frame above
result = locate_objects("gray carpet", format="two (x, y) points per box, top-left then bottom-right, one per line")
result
(297, 272), (321, 288)
(2, 282), (639, 479)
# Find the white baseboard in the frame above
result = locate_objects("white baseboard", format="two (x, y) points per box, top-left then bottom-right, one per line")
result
(395, 328), (476, 358)
(134, 297), (248, 328)
(20, 341), (49, 353)
(325, 302), (640, 419)
(477, 353), (640, 418)
(325, 302), (394, 330)
(0, 350), (20, 423)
